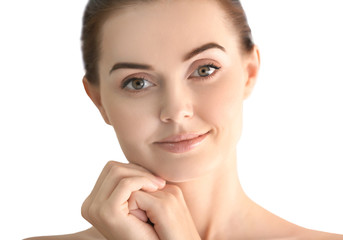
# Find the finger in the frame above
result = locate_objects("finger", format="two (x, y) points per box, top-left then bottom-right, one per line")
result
(121, 162), (166, 188)
(129, 191), (158, 224)
(88, 161), (151, 198)
(129, 209), (148, 222)
(109, 177), (159, 207)
(86, 161), (119, 201)
(128, 163), (166, 188)
(155, 184), (183, 196)
(131, 185), (187, 222)
(93, 166), (165, 203)
(92, 165), (134, 203)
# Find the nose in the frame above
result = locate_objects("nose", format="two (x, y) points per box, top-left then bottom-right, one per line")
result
(159, 85), (194, 123)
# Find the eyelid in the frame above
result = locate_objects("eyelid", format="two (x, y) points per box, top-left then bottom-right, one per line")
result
(118, 59), (221, 91)
(120, 73), (156, 93)
(188, 60), (222, 80)
(122, 77), (153, 89)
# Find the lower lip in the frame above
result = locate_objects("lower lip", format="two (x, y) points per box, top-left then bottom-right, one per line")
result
(154, 132), (209, 154)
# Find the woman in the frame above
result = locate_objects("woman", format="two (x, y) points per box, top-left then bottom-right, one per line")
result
(26, 0), (343, 239)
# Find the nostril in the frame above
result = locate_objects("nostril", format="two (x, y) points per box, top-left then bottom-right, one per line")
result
(159, 106), (193, 123)
(183, 110), (193, 119)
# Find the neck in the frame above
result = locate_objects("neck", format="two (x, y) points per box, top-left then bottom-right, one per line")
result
(172, 149), (254, 240)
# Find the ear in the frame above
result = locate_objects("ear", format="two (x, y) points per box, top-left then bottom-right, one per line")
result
(82, 77), (111, 125)
(243, 45), (260, 100)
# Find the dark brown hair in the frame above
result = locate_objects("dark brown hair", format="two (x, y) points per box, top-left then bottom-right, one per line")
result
(81, 0), (254, 85)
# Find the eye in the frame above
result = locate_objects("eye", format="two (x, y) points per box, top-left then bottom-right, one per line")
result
(122, 77), (154, 91)
(190, 64), (221, 78)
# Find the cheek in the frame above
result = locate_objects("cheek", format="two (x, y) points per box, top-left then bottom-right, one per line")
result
(198, 73), (244, 124)
(112, 108), (148, 140)
(196, 72), (245, 146)
(102, 94), (161, 164)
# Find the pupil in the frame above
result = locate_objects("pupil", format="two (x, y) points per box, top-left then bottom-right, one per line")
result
(199, 66), (210, 76)
(133, 79), (144, 89)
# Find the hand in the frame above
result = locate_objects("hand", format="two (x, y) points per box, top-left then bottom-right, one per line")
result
(129, 185), (201, 240)
(81, 161), (166, 240)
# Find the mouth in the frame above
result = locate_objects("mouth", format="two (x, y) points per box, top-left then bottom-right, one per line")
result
(154, 131), (210, 154)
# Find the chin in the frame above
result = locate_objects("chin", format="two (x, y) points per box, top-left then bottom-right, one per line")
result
(148, 153), (221, 183)
(123, 139), (233, 182)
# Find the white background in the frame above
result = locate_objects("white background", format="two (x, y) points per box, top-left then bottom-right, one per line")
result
(0, 0), (342, 239)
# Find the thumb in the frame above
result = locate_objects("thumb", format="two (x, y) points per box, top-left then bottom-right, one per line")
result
(128, 191), (149, 222)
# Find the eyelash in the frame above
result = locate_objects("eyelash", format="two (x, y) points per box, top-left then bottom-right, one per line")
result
(189, 63), (221, 80)
(120, 63), (221, 92)
(121, 77), (152, 90)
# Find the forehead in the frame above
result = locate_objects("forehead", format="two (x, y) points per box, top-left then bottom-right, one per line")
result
(99, 0), (238, 67)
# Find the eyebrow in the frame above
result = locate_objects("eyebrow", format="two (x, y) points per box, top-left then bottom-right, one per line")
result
(109, 42), (225, 75)
(109, 62), (153, 74)
(183, 42), (226, 61)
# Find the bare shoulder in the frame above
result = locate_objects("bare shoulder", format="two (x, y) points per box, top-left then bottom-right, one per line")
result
(24, 227), (105, 240)
(246, 202), (343, 240)
(294, 228), (343, 240)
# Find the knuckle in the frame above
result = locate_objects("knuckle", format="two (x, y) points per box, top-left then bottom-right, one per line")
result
(104, 160), (116, 171)
(130, 191), (139, 199)
(81, 202), (98, 224)
(119, 178), (134, 188)
(88, 204), (99, 219)
(85, 201), (118, 226)
(108, 164), (128, 178)
(81, 203), (89, 220)
(167, 185), (184, 198)
(109, 165), (121, 176)
(81, 197), (93, 220)
(106, 160), (116, 167)
(106, 161), (125, 174)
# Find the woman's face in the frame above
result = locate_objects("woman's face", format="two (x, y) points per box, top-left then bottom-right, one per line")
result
(87, 0), (259, 182)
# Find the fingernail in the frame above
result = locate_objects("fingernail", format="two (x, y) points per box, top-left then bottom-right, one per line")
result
(150, 182), (159, 190)
(154, 176), (166, 187)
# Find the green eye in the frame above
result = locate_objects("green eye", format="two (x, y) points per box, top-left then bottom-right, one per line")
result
(131, 78), (145, 90)
(122, 77), (154, 91)
(191, 64), (221, 78)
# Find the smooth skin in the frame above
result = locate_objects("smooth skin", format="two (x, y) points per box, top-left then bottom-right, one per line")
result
(26, 0), (343, 239)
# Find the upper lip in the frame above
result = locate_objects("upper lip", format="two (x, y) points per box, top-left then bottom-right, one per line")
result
(154, 131), (209, 143)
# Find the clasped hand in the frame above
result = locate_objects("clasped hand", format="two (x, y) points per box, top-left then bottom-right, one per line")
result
(81, 161), (201, 240)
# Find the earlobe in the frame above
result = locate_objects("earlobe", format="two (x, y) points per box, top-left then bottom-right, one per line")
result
(82, 77), (111, 125)
(243, 46), (260, 100)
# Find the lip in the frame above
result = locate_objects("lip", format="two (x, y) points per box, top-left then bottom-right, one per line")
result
(154, 131), (210, 153)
